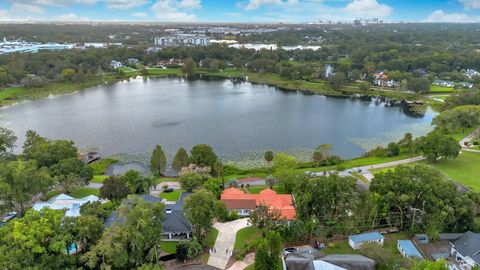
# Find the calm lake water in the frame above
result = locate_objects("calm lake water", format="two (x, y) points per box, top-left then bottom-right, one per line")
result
(0, 77), (436, 161)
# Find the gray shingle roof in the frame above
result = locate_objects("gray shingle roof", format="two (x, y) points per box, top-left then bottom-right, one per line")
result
(453, 231), (480, 264)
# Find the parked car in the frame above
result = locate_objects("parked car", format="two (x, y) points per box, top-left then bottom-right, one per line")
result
(283, 247), (299, 256)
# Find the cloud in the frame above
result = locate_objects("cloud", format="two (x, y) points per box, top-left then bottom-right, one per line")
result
(8, 0), (97, 7)
(151, 0), (198, 22)
(57, 12), (90, 20)
(0, 9), (13, 20)
(11, 3), (44, 14)
(242, 0), (298, 10)
(132, 12), (147, 17)
(104, 0), (149, 9)
(343, 0), (392, 17)
(460, 0), (480, 9)
(425, 10), (477, 22)
(178, 0), (201, 9)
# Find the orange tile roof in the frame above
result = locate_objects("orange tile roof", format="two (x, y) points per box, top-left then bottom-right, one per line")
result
(221, 187), (296, 220)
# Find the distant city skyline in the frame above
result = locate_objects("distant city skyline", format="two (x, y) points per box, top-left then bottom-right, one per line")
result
(1, 0), (480, 23)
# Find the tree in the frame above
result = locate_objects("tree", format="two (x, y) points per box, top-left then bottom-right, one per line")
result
(124, 169), (141, 190)
(86, 197), (165, 268)
(183, 191), (225, 243)
(0, 127), (17, 159)
(316, 144), (333, 157)
(134, 176), (154, 195)
(387, 142), (400, 157)
(249, 204), (282, 236)
(264, 151), (274, 164)
(213, 160), (224, 179)
(0, 209), (76, 269)
(149, 145), (167, 176)
(272, 152), (297, 170)
(265, 175), (277, 189)
(432, 105), (480, 132)
(182, 58), (197, 76)
(358, 82), (371, 91)
(176, 240), (202, 261)
(327, 72), (346, 90)
(416, 131), (461, 163)
(407, 77), (430, 93)
(190, 144), (217, 168)
(23, 131), (78, 168)
(204, 178), (222, 198)
(172, 147), (189, 172)
(61, 68), (76, 81)
(99, 176), (131, 201)
(51, 157), (93, 193)
(180, 171), (202, 192)
(0, 160), (53, 216)
(312, 150), (324, 167)
(254, 232), (282, 270)
(371, 164), (475, 235)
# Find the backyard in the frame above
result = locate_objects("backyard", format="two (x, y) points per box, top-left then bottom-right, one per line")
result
(433, 151), (480, 192)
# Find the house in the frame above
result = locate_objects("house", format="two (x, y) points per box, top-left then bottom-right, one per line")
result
(110, 60), (123, 69)
(127, 58), (139, 65)
(220, 187), (296, 220)
(325, 64), (334, 78)
(348, 231), (384, 250)
(466, 69), (480, 79)
(32, 193), (100, 217)
(284, 249), (375, 270)
(433, 79), (454, 87)
(105, 193), (193, 241)
(459, 82), (474, 89)
(397, 240), (423, 259)
(451, 231), (480, 268)
(373, 71), (398, 88)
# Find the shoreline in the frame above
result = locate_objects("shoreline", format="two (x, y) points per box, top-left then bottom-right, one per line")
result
(0, 68), (430, 111)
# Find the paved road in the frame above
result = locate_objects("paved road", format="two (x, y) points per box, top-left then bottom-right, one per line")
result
(207, 218), (249, 270)
(460, 127), (480, 146)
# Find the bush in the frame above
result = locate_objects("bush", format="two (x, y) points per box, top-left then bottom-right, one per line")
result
(473, 141), (479, 146)
(335, 164), (346, 171)
(228, 211), (239, 221)
(176, 240), (202, 261)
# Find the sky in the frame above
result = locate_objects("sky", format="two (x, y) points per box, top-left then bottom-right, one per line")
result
(1, 0), (480, 23)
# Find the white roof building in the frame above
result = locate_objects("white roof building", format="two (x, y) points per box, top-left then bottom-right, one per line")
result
(32, 193), (100, 217)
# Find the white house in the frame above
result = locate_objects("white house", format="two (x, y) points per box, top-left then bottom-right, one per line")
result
(466, 69), (480, 79)
(451, 231), (480, 268)
(348, 232), (384, 250)
(433, 79), (455, 88)
(325, 64), (335, 78)
(110, 60), (123, 69)
(32, 193), (100, 217)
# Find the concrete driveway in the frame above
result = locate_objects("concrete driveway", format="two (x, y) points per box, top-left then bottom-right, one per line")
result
(207, 218), (249, 270)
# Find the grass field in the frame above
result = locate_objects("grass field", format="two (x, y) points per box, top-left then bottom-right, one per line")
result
(89, 158), (118, 175)
(69, 187), (100, 198)
(91, 175), (108, 183)
(159, 241), (178, 254)
(434, 151), (480, 192)
(234, 226), (262, 254)
(159, 190), (183, 201)
(429, 85), (455, 93)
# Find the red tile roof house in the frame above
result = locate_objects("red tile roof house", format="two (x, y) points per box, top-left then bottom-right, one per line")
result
(220, 187), (296, 220)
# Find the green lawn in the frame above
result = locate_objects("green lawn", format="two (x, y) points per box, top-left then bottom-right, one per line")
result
(69, 187), (100, 198)
(89, 158), (118, 175)
(247, 185), (287, 194)
(434, 151), (480, 192)
(234, 226), (262, 255)
(204, 228), (219, 248)
(0, 87), (25, 101)
(449, 127), (477, 141)
(159, 190), (183, 201)
(159, 241), (178, 254)
(429, 85), (454, 93)
(91, 175), (108, 183)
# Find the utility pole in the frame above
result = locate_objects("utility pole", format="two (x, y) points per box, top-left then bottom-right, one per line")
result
(410, 207), (422, 231)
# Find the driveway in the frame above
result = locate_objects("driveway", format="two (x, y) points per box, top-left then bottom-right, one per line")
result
(207, 218), (250, 270)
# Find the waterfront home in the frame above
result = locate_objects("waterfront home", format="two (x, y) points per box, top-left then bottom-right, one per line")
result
(459, 82), (474, 89)
(397, 240), (423, 259)
(32, 193), (100, 217)
(348, 231), (384, 250)
(110, 60), (123, 69)
(373, 71), (398, 87)
(220, 187), (296, 220)
(466, 69), (480, 79)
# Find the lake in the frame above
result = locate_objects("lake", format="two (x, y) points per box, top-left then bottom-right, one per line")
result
(0, 77), (435, 163)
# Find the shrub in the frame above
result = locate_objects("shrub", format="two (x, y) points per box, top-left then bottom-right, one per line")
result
(176, 240), (202, 261)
